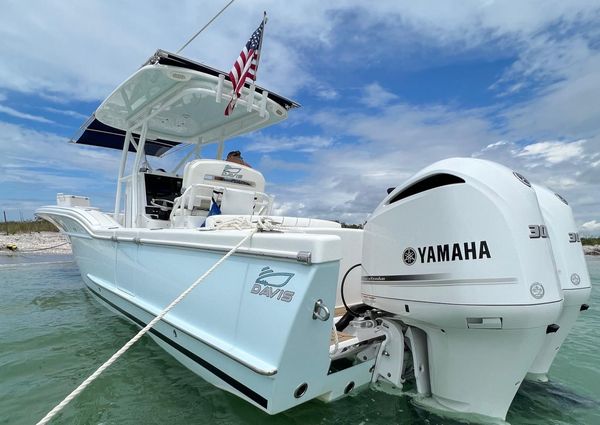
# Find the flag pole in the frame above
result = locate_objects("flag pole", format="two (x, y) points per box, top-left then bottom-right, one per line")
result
(224, 12), (268, 116)
(253, 11), (268, 82)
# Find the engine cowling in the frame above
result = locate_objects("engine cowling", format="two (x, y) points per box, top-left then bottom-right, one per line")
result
(362, 157), (563, 420)
(526, 184), (592, 381)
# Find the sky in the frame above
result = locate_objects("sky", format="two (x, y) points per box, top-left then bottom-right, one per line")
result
(1, 0), (599, 233)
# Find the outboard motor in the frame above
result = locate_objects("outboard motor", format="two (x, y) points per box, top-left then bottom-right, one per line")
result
(362, 158), (563, 421)
(526, 184), (592, 382)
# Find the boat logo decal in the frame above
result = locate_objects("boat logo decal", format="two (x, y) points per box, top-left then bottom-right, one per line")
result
(530, 282), (545, 299)
(222, 164), (243, 179)
(403, 248), (417, 266)
(404, 241), (492, 265)
(571, 273), (581, 285)
(250, 267), (296, 303)
(255, 267), (295, 287)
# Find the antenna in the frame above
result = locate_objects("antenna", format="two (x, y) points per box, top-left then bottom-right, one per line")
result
(176, 0), (237, 54)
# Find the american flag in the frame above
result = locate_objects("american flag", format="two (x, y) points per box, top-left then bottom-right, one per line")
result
(224, 17), (266, 116)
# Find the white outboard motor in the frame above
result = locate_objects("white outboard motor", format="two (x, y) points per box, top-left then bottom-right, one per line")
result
(526, 184), (592, 382)
(362, 158), (563, 421)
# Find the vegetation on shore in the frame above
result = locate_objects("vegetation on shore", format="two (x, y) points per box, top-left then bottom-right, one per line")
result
(1, 219), (58, 235)
(582, 237), (600, 246)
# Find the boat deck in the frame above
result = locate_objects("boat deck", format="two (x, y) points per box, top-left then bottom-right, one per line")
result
(333, 307), (355, 344)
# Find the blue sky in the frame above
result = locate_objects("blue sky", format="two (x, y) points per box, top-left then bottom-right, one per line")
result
(1, 1), (599, 233)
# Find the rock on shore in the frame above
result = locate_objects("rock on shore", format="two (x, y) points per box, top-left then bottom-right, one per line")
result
(583, 245), (600, 256)
(0, 232), (72, 255)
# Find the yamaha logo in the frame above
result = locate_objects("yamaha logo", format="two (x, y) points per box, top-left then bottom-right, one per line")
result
(403, 241), (491, 265)
(571, 273), (581, 286)
(530, 282), (545, 299)
(513, 171), (531, 187)
(403, 247), (417, 266)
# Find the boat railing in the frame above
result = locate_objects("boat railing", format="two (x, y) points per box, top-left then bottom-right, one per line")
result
(170, 183), (273, 227)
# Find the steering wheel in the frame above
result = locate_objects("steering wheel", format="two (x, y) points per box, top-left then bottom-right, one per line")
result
(150, 198), (174, 211)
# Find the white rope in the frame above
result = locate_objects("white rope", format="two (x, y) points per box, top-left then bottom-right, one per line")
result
(329, 321), (340, 356)
(213, 216), (253, 230)
(5, 241), (69, 253)
(212, 216), (277, 232)
(36, 220), (275, 425)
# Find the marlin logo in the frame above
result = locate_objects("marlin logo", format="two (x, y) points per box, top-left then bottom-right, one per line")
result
(222, 164), (243, 178)
(251, 266), (295, 303)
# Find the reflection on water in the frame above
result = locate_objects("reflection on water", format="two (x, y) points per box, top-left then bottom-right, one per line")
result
(0, 257), (598, 425)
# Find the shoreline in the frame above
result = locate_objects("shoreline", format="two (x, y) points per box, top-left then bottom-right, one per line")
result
(0, 232), (72, 256)
(583, 245), (600, 256)
(1, 231), (599, 257)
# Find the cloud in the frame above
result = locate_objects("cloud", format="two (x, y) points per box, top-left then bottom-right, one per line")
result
(516, 140), (586, 165)
(492, 36), (591, 94)
(265, 98), (498, 221)
(246, 135), (334, 153)
(364, 1), (599, 49)
(361, 83), (398, 108)
(0, 1), (320, 100)
(0, 120), (121, 216)
(258, 155), (312, 172)
(313, 101), (497, 160)
(581, 220), (600, 234)
(502, 45), (600, 138)
(0, 105), (53, 123)
(44, 107), (89, 120)
(482, 140), (511, 151)
(0, 121), (118, 175)
(1, 1), (599, 102)
(475, 136), (600, 226)
(314, 86), (339, 101)
(1, 1), (600, 227)
(542, 176), (578, 190)
(267, 66), (600, 224)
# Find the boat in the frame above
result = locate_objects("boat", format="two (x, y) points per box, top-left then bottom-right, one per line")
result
(36, 49), (592, 422)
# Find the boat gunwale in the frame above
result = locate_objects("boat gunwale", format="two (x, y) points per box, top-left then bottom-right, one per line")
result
(36, 206), (342, 264)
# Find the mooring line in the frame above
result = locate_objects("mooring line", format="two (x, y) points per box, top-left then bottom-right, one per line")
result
(36, 221), (267, 425)
(6, 242), (70, 253)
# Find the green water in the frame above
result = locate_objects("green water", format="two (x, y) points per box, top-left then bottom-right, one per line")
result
(1, 256), (599, 425)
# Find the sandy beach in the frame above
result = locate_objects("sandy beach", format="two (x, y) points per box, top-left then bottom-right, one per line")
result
(0, 232), (72, 256)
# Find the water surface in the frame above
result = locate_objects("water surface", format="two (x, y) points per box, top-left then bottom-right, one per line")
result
(1, 256), (599, 424)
